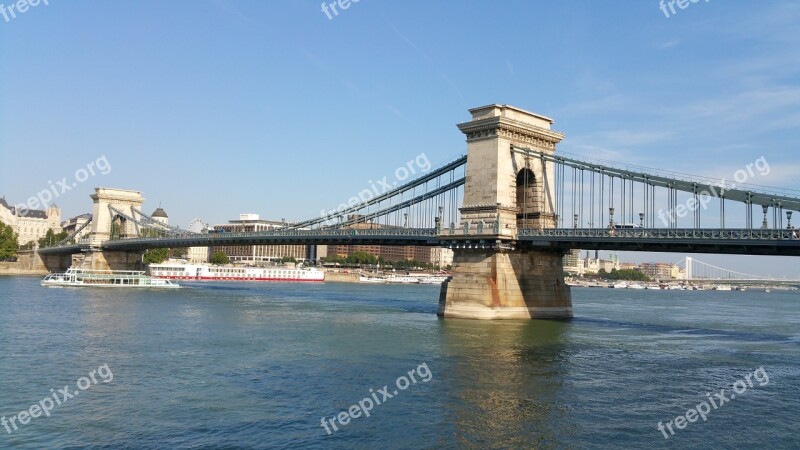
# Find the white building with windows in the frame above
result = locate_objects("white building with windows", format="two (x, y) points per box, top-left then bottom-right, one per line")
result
(0, 196), (61, 245)
(211, 214), (309, 264)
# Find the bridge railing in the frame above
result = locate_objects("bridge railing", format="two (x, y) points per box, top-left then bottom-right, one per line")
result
(103, 228), (439, 244)
(519, 228), (800, 240)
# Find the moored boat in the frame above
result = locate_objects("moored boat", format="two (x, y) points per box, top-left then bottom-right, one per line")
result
(418, 276), (450, 284)
(359, 275), (387, 283)
(149, 263), (324, 282)
(384, 274), (419, 284)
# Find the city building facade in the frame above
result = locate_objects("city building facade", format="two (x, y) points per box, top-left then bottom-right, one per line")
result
(61, 213), (93, 242)
(324, 219), (449, 266)
(639, 263), (684, 281)
(581, 251), (620, 275)
(187, 247), (209, 263)
(211, 214), (309, 264)
(431, 247), (454, 268)
(0, 196), (61, 245)
(563, 249), (583, 276)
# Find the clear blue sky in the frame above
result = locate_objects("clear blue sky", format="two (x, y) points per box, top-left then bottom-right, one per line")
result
(2, 1), (799, 276)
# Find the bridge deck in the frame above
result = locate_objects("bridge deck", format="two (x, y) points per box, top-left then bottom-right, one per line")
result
(38, 227), (800, 257)
(518, 228), (800, 256)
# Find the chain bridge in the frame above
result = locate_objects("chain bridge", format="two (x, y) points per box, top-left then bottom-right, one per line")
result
(38, 105), (800, 319)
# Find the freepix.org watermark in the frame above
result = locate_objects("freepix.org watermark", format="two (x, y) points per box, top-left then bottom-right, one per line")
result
(657, 366), (769, 439)
(15, 155), (111, 218)
(320, 0), (360, 20)
(319, 153), (431, 225)
(0, 0), (49, 24)
(656, 156), (770, 227)
(2, 363), (113, 435)
(659, 0), (710, 19)
(320, 362), (433, 435)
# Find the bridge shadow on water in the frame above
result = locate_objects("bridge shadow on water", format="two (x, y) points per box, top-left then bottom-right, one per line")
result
(181, 280), (442, 316)
(570, 316), (800, 346)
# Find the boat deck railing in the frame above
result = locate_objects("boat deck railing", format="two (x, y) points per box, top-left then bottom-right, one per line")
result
(68, 268), (147, 276)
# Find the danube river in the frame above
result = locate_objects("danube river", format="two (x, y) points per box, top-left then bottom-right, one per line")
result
(0, 277), (798, 449)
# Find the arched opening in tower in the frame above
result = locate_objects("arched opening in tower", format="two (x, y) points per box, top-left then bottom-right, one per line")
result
(516, 168), (542, 229)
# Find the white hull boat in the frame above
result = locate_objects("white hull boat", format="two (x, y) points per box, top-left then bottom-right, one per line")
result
(42, 268), (180, 289)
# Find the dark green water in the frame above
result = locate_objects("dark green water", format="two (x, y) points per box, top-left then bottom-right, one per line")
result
(0, 277), (798, 449)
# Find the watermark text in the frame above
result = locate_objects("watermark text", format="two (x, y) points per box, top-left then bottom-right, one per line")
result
(657, 366), (769, 439)
(2, 363), (113, 435)
(0, 0), (49, 24)
(15, 155), (111, 218)
(320, 362), (432, 435)
(659, 0), (710, 19)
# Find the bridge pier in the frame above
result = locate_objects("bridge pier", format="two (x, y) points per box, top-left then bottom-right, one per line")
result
(18, 250), (71, 273)
(82, 250), (146, 271)
(40, 254), (73, 272)
(438, 247), (572, 319)
(438, 104), (572, 320)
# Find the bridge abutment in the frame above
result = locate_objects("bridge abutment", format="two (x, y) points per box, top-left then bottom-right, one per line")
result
(438, 104), (572, 320)
(18, 250), (71, 273)
(82, 250), (146, 271)
(439, 247), (572, 319)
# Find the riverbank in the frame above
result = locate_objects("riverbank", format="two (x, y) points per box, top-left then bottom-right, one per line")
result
(0, 261), (47, 276)
(322, 270), (360, 283)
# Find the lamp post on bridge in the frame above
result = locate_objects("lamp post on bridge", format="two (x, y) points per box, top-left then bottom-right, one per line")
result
(608, 207), (615, 229)
(761, 205), (769, 229)
(639, 212), (645, 228)
(573, 214), (578, 229)
(787, 211), (793, 230)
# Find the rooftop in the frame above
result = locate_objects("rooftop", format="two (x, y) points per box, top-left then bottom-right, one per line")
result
(151, 208), (169, 218)
(0, 196), (51, 219)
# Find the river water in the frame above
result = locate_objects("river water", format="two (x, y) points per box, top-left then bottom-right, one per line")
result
(0, 277), (798, 449)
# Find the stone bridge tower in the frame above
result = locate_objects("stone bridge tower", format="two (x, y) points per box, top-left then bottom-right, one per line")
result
(438, 105), (572, 319)
(88, 188), (144, 246)
(83, 188), (147, 270)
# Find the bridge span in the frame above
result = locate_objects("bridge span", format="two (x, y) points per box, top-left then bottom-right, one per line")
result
(38, 104), (800, 320)
(40, 227), (800, 257)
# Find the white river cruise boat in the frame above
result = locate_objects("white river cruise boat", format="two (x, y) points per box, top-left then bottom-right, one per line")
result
(41, 268), (180, 289)
(149, 263), (325, 282)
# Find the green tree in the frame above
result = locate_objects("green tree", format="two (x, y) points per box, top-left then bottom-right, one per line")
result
(38, 229), (70, 248)
(169, 247), (188, 258)
(346, 251), (377, 265)
(388, 259), (431, 271)
(209, 251), (230, 265)
(597, 268), (650, 282)
(110, 220), (121, 240)
(281, 256), (297, 263)
(321, 255), (345, 265)
(0, 221), (19, 260)
(143, 248), (169, 264)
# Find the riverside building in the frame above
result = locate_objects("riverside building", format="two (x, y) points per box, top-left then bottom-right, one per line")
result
(0, 196), (61, 245)
(211, 214), (310, 264)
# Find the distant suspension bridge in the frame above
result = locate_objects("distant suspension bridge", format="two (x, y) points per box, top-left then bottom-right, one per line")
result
(678, 257), (798, 282)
